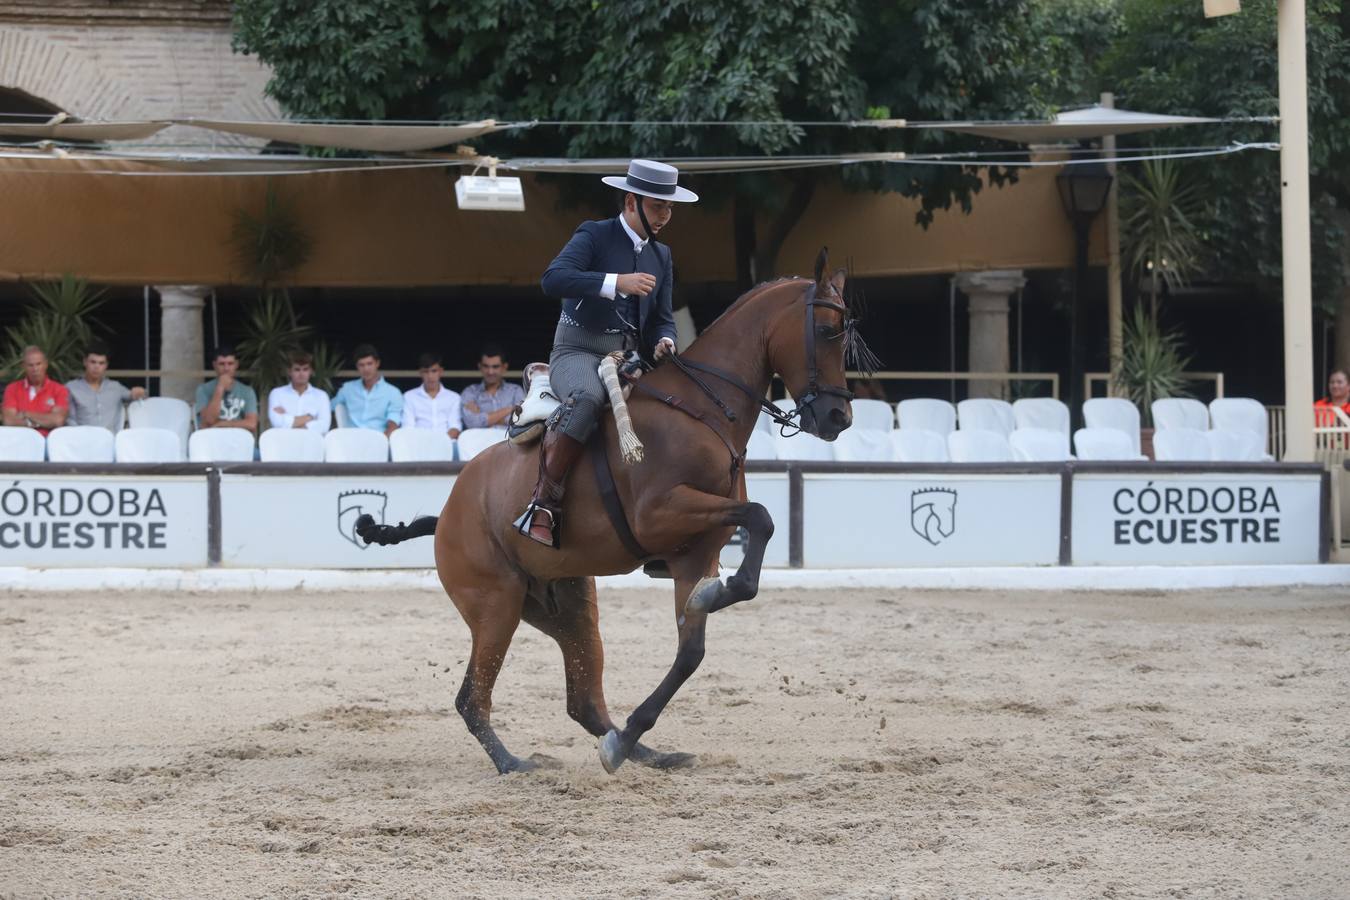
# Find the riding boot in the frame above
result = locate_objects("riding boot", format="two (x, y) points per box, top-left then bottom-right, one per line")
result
(514, 428), (585, 548)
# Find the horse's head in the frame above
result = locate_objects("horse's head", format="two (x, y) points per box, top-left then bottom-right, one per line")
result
(767, 248), (869, 441)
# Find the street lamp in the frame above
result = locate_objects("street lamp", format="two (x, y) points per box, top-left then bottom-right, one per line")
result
(1056, 161), (1113, 427)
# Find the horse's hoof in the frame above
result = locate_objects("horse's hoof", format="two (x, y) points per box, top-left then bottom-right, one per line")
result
(684, 576), (722, 615)
(354, 514), (378, 544)
(598, 730), (626, 775)
(631, 747), (698, 770)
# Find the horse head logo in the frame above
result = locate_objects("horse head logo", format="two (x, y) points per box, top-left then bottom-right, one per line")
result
(911, 487), (957, 546)
(338, 489), (387, 548)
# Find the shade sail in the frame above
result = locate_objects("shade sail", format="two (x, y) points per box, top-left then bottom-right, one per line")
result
(0, 121), (171, 141)
(931, 105), (1224, 144)
(173, 118), (509, 152)
(498, 152), (905, 174)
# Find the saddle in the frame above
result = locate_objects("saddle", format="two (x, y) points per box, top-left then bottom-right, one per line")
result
(506, 362), (560, 445)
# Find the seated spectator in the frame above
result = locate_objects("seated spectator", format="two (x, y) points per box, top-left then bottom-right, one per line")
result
(403, 352), (462, 438)
(333, 344), (402, 435)
(1315, 368), (1350, 426)
(3, 345), (69, 437)
(268, 351), (331, 434)
(64, 341), (146, 433)
(194, 345), (258, 435)
(461, 343), (524, 431)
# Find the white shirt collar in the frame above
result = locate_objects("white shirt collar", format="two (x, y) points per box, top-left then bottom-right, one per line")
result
(618, 214), (647, 254)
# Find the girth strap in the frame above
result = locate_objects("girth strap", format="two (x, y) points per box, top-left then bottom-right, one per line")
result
(590, 435), (653, 562)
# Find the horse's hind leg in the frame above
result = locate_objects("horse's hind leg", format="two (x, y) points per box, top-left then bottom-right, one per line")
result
(522, 577), (695, 770)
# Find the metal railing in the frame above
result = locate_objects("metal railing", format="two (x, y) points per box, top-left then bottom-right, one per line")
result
(1084, 371), (1226, 401)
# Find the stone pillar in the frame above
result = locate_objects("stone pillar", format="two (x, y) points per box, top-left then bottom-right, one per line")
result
(956, 270), (1025, 400)
(156, 285), (209, 403)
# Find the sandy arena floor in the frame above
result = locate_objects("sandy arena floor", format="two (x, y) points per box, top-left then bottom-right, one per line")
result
(1, 585), (1347, 898)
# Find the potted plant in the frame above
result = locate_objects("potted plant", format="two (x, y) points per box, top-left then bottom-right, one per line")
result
(1113, 304), (1192, 458)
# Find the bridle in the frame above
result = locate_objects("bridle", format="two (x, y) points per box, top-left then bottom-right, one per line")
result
(666, 280), (855, 436)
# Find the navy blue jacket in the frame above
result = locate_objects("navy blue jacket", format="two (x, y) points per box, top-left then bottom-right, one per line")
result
(541, 217), (676, 353)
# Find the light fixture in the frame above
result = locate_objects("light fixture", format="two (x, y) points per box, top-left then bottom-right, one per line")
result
(454, 165), (525, 212)
(1203, 0), (1240, 18)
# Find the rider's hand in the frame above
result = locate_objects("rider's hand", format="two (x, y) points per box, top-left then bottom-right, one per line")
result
(654, 337), (676, 360)
(616, 273), (656, 297)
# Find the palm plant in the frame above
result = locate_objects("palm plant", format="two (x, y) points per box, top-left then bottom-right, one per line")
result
(234, 292), (313, 394)
(1113, 304), (1192, 427)
(1119, 156), (1205, 316)
(0, 275), (107, 381)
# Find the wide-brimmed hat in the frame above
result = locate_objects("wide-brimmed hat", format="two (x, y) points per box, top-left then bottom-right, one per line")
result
(601, 159), (699, 203)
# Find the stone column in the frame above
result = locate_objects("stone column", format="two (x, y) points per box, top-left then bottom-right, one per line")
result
(956, 270), (1025, 400)
(156, 285), (210, 403)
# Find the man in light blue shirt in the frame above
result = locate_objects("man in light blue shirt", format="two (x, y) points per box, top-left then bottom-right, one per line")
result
(333, 344), (402, 435)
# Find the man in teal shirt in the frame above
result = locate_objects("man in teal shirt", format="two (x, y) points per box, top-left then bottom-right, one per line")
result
(333, 344), (402, 435)
(194, 345), (258, 434)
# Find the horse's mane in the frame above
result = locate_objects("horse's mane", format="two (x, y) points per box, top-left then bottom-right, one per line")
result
(699, 276), (809, 336)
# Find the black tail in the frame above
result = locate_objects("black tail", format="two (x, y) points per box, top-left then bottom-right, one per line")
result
(356, 514), (437, 546)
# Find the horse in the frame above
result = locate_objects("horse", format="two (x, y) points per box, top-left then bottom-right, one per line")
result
(370, 248), (863, 775)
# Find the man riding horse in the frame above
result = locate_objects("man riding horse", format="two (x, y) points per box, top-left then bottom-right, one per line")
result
(514, 159), (699, 548)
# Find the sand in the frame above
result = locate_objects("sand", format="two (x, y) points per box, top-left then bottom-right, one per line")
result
(1, 584), (1347, 898)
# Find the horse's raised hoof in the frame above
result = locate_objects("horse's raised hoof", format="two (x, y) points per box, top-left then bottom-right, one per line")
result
(629, 743), (698, 770)
(354, 514), (380, 544)
(684, 576), (722, 615)
(598, 729), (627, 775)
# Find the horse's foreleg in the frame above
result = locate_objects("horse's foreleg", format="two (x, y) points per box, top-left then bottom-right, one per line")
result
(598, 559), (713, 775)
(522, 578), (695, 770)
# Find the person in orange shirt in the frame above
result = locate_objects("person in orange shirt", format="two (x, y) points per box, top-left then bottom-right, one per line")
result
(1315, 368), (1350, 427)
(2, 345), (69, 437)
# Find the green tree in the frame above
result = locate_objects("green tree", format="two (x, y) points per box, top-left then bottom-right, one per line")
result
(232, 0), (1094, 284)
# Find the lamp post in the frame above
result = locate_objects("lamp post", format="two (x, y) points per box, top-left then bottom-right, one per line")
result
(1056, 161), (1114, 427)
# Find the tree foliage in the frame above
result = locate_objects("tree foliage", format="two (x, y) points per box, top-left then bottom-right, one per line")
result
(232, 0), (1092, 279)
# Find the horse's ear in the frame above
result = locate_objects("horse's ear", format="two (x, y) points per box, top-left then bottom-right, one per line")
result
(829, 266), (847, 299)
(813, 246), (829, 288)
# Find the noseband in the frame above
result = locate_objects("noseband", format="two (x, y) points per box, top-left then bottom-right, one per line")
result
(668, 281), (855, 436)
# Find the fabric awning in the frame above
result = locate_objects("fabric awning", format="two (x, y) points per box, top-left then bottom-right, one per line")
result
(173, 118), (509, 152)
(930, 105), (1224, 144)
(0, 120), (171, 141)
(497, 152), (905, 174)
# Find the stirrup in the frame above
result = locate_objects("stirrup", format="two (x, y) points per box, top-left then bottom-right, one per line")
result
(513, 502), (561, 549)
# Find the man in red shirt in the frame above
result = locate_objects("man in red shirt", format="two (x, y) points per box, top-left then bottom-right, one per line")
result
(3, 345), (70, 437)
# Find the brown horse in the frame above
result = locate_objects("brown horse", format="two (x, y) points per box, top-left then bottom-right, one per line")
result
(371, 249), (858, 775)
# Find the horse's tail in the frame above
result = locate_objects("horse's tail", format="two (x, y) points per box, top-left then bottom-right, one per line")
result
(355, 514), (437, 546)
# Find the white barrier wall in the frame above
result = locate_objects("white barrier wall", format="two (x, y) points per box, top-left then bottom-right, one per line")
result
(802, 472), (1063, 567)
(718, 473), (791, 569)
(0, 475), (207, 567)
(1072, 471), (1323, 565)
(220, 474), (454, 568)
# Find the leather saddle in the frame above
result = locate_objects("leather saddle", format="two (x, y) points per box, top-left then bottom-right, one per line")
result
(506, 362), (560, 445)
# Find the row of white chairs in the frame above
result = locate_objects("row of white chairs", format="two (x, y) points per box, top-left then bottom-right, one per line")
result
(0, 425), (509, 463)
(754, 423), (1271, 463)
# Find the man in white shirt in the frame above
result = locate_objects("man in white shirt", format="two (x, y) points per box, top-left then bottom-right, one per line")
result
(402, 352), (462, 438)
(267, 352), (331, 434)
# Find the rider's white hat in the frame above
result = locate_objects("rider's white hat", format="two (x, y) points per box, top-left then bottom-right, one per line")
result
(602, 159), (699, 203)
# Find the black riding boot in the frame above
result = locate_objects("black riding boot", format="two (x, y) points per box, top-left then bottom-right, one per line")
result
(514, 428), (585, 548)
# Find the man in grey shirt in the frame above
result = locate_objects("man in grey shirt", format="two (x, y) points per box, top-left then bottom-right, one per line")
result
(65, 342), (146, 432)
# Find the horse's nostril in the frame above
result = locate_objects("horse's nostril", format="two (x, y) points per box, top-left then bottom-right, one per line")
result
(830, 407), (851, 428)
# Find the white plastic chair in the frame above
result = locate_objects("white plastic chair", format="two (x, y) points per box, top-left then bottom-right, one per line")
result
(456, 428), (507, 461)
(389, 427), (455, 462)
(1205, 429), (1268, 462)
(127, 397), (191, 454)
(957, 398), (1016, 436)
(1073, 427), (1144, 461)
(115, 427), (185, 463)
(745, 429), (778, 460)
(891, 429), (949, 462)
(1009, 427), (1072, 462)
(753, 408), (777, 435)
(1152, 397), (1209, 432)
(947, 429), (1013, 463)
(324, 428), (389, 463)
(1083, 397), (1142, 456)
(830, 429), (896, 462)
(188, 428), (256, 462)
(897, 398), (956, 436)
(46, 426), (115, 463)
(849, 398), (895, 431)
(772, 431), (834, 461)
(333, 403), (353, 429)
(259, 428), (324, 462)
(1209, 397), (1268, 440)
(1013, 397), (1071, 437)
(0, 426), (46, 461)
(1153, 427), (1211, 462)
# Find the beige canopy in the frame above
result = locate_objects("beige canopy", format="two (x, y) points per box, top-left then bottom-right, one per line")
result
(0, 120), (171, 141)
(932, 105), (1224, 144)
(172, 118), (509, 152)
